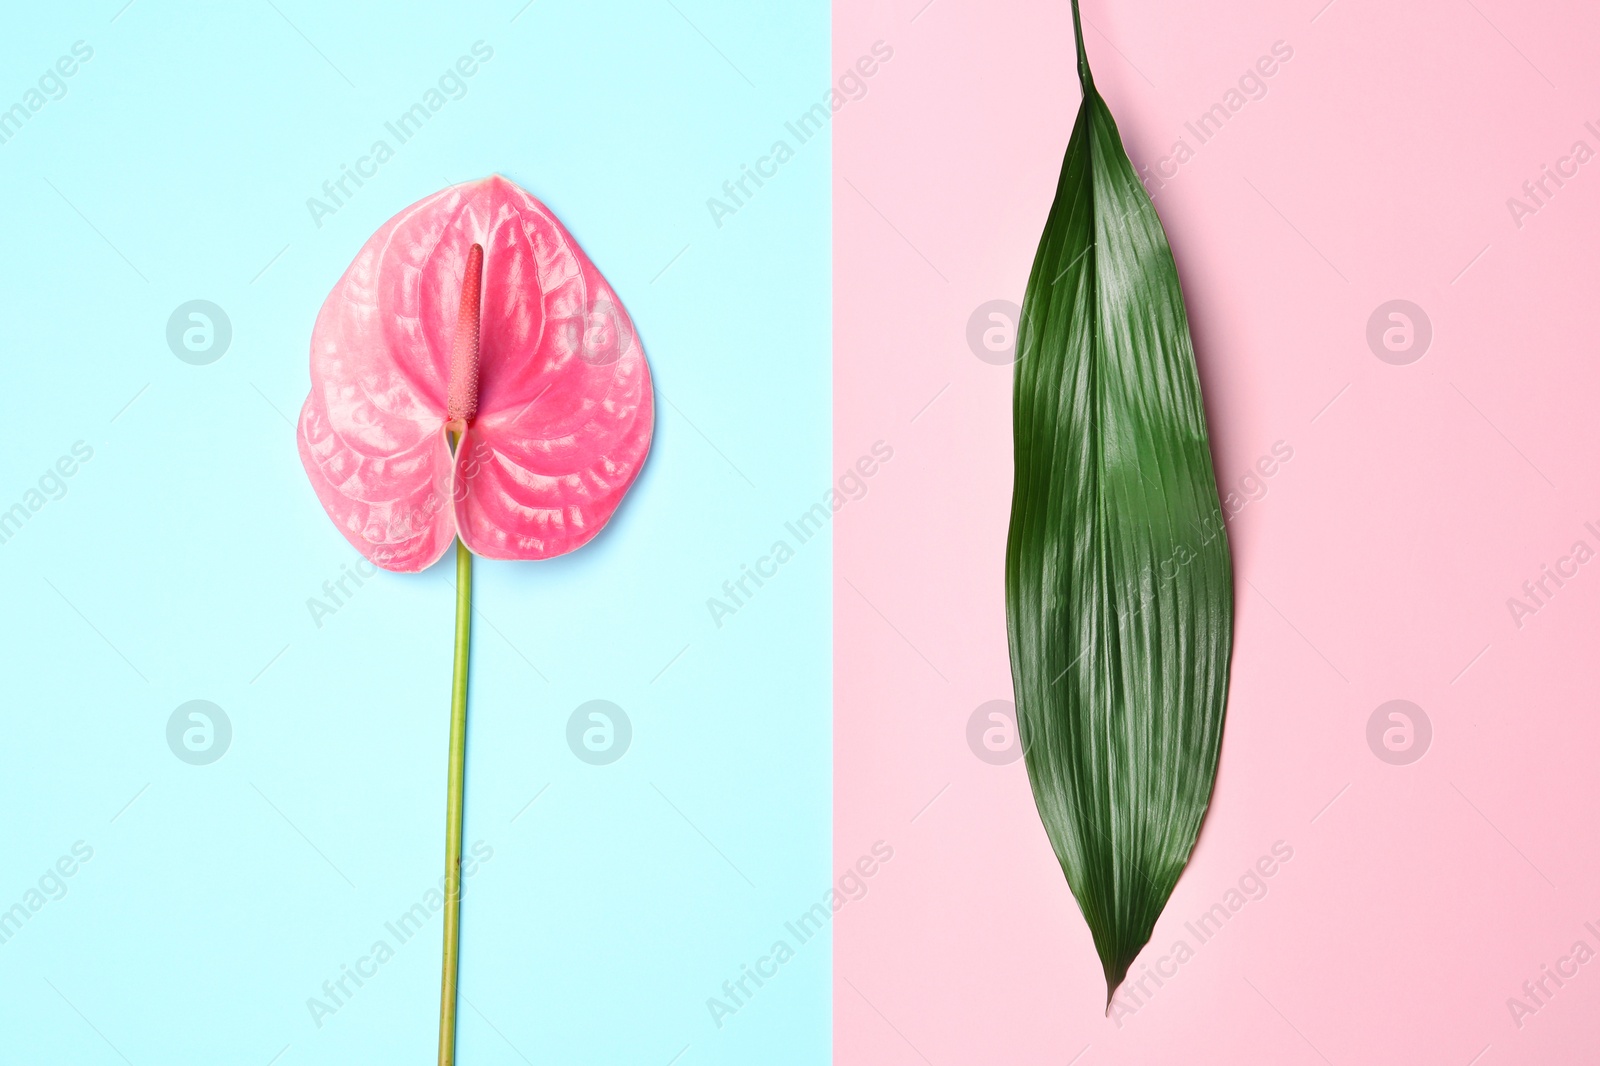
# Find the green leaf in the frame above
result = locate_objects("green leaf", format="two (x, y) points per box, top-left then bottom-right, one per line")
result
(1005, 0), (1234, 1008)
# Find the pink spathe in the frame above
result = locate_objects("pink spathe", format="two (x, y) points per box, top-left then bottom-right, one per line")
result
(298, 175), (653, 572)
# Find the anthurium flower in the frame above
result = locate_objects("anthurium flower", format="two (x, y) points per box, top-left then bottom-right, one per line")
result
(298, 174), (654, 572)
(294, 175), (652, 1065)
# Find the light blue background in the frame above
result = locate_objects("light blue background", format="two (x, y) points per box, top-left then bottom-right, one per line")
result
(0, 2), (830, 1062)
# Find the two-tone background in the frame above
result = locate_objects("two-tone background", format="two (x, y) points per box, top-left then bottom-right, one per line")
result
(3, 0), (1598, 1063)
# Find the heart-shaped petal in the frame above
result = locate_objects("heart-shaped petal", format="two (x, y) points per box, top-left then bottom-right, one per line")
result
(298, 176), (653, 571)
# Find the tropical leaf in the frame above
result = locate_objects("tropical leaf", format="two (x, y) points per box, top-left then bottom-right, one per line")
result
(1005, 0), (1234, 1008)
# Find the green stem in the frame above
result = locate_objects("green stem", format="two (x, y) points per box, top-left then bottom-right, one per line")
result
(437, 536), (472, 1066)
(1070, 0), (1091, 87)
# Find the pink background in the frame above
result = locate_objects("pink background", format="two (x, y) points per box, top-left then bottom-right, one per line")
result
(835, 1), (1600, 1063)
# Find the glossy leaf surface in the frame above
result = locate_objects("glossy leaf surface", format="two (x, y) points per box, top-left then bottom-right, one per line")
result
(1006, 1), (1234, 1004)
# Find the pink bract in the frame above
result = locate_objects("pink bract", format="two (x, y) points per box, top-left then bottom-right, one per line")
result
(297, 175), (653, 572)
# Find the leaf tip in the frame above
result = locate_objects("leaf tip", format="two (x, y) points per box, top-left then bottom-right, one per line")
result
(1103, 951), (1134, 1014)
